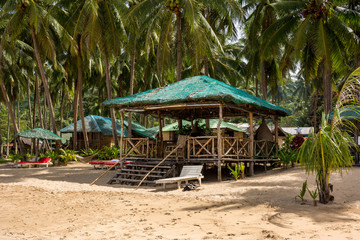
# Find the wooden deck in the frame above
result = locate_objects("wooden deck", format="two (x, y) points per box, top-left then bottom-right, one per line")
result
(121, 136), (278, 161)
(118, 136), (279, 179)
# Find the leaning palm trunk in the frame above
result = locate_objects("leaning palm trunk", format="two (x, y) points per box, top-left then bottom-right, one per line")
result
(0, 82), (20, 135)
(30, 26), (57, 134)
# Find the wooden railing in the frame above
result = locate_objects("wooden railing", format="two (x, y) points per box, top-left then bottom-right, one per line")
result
(187, 136), (276, 160)
(187, 136), (217, 159)
(222, 137), (251, 159)
(121, 138), (155, 158)
(254, 140), (277, 159)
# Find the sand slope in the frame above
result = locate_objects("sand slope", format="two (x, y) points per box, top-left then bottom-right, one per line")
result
(1, 163), (360, 239)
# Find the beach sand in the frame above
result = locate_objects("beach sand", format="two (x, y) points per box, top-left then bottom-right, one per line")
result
(1, 163), (360, 240)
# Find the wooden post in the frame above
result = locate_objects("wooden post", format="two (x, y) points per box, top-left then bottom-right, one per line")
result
(120, 111), (124, 160)
(217, 105), (223, 181)
(355, 121), (359, 165)
(274, 116), (279, 155)
(249, 112), (254, 176)
(158, 111), (163, 158)
(205, 119), (210, 128)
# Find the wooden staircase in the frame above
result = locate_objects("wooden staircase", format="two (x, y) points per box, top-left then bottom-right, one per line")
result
(107, 160), (176, 186)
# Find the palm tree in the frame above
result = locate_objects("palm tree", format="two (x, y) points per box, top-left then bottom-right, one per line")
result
(130, 0), (242, 83)
(243, 0), (279, 100)
(262, 0), (358, 114)
(298, 113), (354, 203)
(1, 0), (73, 135)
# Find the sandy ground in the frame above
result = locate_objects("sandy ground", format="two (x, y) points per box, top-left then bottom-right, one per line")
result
(1, 163), (360, 240)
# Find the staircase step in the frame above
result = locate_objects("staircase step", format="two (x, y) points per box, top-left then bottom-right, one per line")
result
(121, 169), (166, 174)
(126, 164), (172, 169)
(112, 179), (155, 184)
(114, 173), (164, 178)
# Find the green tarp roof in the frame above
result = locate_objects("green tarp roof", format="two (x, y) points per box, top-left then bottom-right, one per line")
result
(16, 128), (62, 140)
(103, 75), (290, 116)
(60, 115), (156, 139)
(162, 119), (245, 132)
(329, 106), (360, 121)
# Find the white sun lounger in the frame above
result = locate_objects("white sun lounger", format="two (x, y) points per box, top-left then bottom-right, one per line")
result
(155, 165), (204, 189)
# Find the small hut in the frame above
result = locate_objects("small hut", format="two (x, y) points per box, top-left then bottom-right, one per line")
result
(103, 75), (291, 182)
(60, 115), (155, 149)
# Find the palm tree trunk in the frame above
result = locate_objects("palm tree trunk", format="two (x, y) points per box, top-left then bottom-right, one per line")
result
(0, 82), (20, 135)
(60, 85), (65, 130)
(260, 59), (267, 100)
(43, 91), (47, 129)
(128, 46), (136, 138)
(204, 57), (209, 76)
(73, 77), (79, 150)
(323, 63), (332, 115)
(13, 97), (18, 154)
(34, 73), (44, 128)
(104, 53), (119, 148)
(176, 12), (182, 82)
(77, 40), (89, 152)
(6, 112), (10, 157)
(0, 122), (3, 157)
(17, 92), (20, 131)
(30, 26), (57, 134)
(318, 172), (332, 204)
(27, 77), (33, 128)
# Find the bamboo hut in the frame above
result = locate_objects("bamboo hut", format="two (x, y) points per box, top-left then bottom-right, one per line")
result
(103, 75), (291, 182)
(60, 115), (156, 150)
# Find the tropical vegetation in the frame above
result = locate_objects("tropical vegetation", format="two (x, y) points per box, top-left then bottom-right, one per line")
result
(0, 1), (359, 180)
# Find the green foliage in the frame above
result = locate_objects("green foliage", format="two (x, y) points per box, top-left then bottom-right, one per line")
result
(0, 159), (9, 164)
(295, 180), (307, 202)
(276, 134), (298, 168)
(307, 187), (319, 206)
(9, 153), (22, 162)
(175, 125), (192, 136)
(277, 148), (298, 168)
(97, 146), (120, 160)
(298, 113), (355, 203)
(46, 151), (60, 163)
(58, 149), (77, 165)
(227, 163), (245, 181)
(80, 148), (99, 157)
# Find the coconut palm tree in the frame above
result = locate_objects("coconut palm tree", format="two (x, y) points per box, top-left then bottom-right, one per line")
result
(298, 113), (354, 204)
(262, 0), (359, 114)
(243, 0), (280, 100)
(0, 0), (72, 135)
(130, 0), (242, 82)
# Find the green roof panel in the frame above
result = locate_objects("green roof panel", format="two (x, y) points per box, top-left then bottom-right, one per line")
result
(103, 75), (290, 116)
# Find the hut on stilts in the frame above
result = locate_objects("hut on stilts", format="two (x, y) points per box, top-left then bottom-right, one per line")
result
(102, 75), (290, 186)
